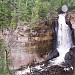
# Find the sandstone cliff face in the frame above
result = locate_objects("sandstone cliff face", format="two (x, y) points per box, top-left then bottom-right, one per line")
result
(69, 11), (75, 38)
(1, 22), (52, 70)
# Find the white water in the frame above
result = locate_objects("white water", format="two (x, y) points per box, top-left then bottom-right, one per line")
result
(50, 13), (73, 65)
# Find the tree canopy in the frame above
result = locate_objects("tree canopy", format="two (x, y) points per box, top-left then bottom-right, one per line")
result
(0, 0), (75, 29)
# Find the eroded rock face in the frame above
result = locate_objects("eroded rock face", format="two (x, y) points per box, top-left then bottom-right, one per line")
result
(8, 24), (45, 70)
(1, 22), (52, 71)
(68, 11), (75, 38)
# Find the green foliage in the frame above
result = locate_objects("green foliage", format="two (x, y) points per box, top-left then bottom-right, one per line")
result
(0, 38), (11, 75)
(0, 0), (75, 29)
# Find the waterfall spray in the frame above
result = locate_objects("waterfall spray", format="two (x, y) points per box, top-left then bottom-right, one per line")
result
(50, 13), (73, 66)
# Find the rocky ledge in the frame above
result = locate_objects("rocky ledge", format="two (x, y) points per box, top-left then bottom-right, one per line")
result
(14, 61), (73, 75)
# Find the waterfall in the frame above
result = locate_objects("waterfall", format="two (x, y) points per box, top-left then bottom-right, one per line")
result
(15, 13), (74, 75)
(50, 13), (73, 66)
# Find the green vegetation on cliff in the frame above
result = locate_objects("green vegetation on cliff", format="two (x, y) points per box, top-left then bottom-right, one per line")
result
(0, 0), (75, 29)
(0, 38), (11, 75)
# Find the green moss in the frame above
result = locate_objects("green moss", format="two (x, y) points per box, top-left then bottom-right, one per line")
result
(0, 38), (11, 75)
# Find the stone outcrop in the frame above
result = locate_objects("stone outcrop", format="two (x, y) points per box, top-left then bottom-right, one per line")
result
(1, 22), (52, 71)
(69, 11), (75, 39)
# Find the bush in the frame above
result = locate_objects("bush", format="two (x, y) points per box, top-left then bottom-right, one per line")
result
(0, 38), (11, 75)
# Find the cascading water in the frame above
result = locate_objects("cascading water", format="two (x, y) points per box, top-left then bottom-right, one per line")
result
(50, 13), (73, 66)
